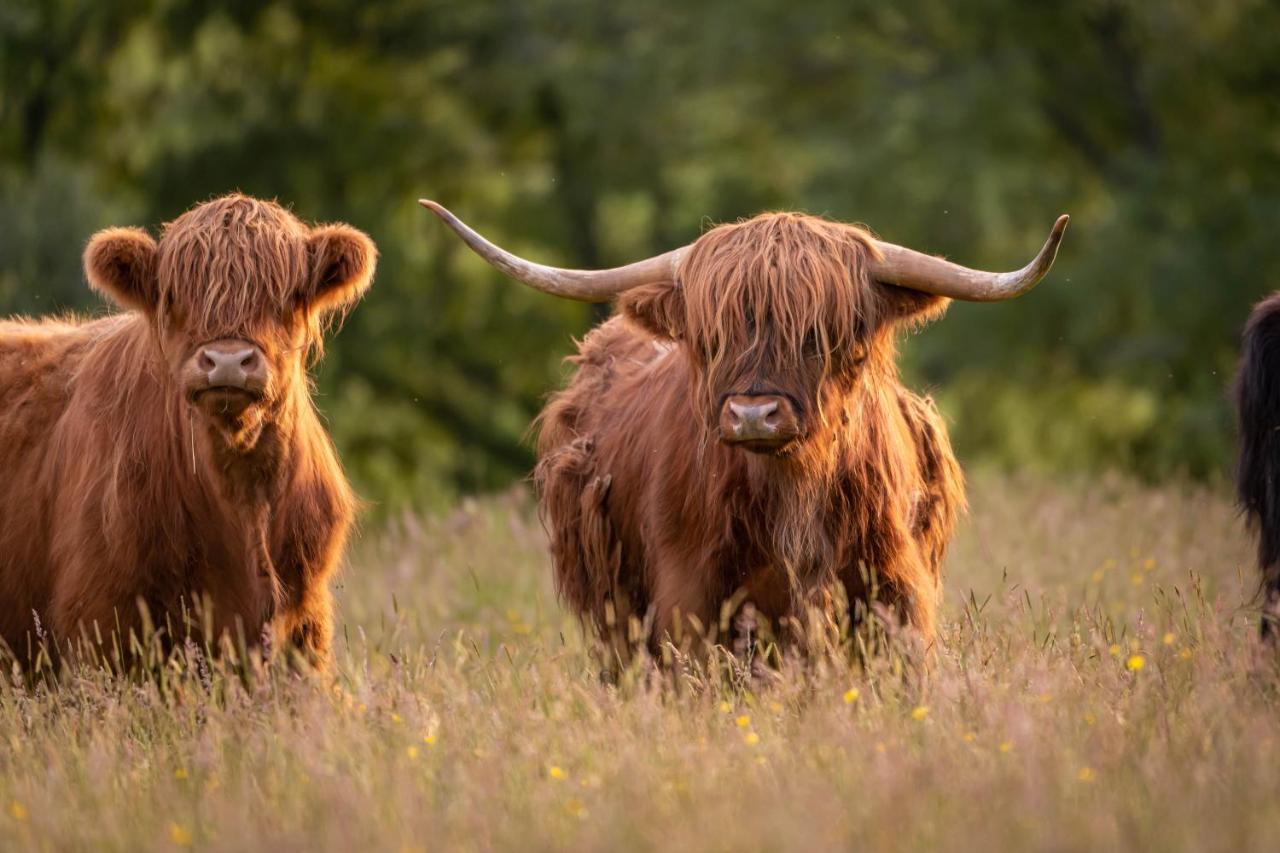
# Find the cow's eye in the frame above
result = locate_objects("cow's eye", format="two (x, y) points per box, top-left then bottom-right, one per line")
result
(160, 301), (187, 330)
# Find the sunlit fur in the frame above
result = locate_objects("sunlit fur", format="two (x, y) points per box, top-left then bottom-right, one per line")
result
(536, 212), (965, 657)
(0, 194), (374, 669)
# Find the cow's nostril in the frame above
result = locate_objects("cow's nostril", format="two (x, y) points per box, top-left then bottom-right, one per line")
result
(198, 351), (216, 372)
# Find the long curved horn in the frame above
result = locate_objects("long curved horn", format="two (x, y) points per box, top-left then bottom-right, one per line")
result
(419, 200), (684, 303)
(869, 215), (1069, 301)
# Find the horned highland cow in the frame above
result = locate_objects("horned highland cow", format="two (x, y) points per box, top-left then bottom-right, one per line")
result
(421, 200), (1067, 659)
(0, 194), (375, 669)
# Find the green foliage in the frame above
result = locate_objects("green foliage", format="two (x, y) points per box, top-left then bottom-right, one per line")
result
(2, 0), (1276, 507)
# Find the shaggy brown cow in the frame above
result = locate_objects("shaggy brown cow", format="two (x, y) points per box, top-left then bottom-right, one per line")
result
(422, 200), (1066, 658)
(0, 194), (375, 669)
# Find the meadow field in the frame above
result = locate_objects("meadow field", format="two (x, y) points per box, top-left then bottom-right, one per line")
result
(2, 471), (1277, 852)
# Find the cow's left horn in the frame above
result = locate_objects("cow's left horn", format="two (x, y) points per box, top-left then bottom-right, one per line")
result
(420, 200), (684, 302)
(869, 215), (1069, 301)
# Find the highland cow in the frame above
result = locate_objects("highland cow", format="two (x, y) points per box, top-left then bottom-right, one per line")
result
(0, 194), (375, 669)
(422, 200), (1066, 659)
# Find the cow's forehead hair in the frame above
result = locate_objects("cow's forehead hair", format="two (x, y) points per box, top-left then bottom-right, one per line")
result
(680, 212), (886, 370)
(155, 194), (310, 339)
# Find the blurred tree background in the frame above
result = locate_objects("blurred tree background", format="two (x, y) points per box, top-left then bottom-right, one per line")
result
(2, 0), (1277, 511)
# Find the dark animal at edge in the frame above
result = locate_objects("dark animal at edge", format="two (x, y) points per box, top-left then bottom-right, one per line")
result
(1235, 293), (1280, 641)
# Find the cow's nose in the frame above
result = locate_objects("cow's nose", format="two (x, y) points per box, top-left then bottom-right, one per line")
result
(720, 394), (800, 449)
(729, 400), (779, 435)
(197, 342), (266, 390)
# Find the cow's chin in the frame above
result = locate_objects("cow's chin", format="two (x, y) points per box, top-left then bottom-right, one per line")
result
(190, 388), (268, 445)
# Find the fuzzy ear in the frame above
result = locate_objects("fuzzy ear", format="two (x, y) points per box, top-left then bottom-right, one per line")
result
(618, 280), (686, 340)
(876, 284), (950, 331)
(303, 224), (377, 315)
(83, 227), (158, 313)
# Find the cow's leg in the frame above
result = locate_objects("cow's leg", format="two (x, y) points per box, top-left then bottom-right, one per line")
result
(50, 580), (144, 667)
(837, 546), (938, 653)
(277, 585), (333, 670)
(896, 566), (939, 650)
(270, 551), (340, 673)
(266, 454), (352, 673)
(650, 553), (713, 657)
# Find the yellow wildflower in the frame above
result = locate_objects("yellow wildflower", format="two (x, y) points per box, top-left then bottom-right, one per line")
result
(565, 798), (588, 818)
(169, 823), (193, 846)
(423, 734), (437, 746)
(719, 701), (732, 714)
(735, 715), (751, 728)
(8, 801), (27, 821)
(1090, 569), (1105, 584)
(1077, 767), (1096, 783)
(1108, 644), (1121, 657)
(843, 688), (860, 704)
(1178, 647), (1193, 660)
(548, 765), (567, 781)
(1131, 573), (1144, 587)
(1143, 557), (1156, 572)
(1162, 632), (1176, 646)
(1126, 654), (1146, 671)
(911, 706), (929, 721)
(174, 768), (188, 780)
(962, 732), (977, 743)
(744, 732), (760, 746)
(406, 746), (420, 760)
(391, 713), (403, 724)
(998, 741), (1014, 754)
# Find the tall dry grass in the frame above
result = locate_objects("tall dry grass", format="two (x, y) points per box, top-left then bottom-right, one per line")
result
(2, 472), (1276, 852)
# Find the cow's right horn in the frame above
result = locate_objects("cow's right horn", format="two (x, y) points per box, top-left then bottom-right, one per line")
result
(419, 200), (684, 303)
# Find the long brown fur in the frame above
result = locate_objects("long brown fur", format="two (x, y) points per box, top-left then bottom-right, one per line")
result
(0, 194), (375, 670)
(535, 212), (964, 657)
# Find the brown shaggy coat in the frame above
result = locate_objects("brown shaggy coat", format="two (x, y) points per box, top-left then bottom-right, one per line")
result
(535, 213), (964, 654)
(0, 194), (375, 668)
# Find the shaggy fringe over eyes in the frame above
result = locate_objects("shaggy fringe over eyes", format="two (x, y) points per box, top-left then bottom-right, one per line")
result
(155, 195), (312, 345)
(678, 213), (886, 419)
